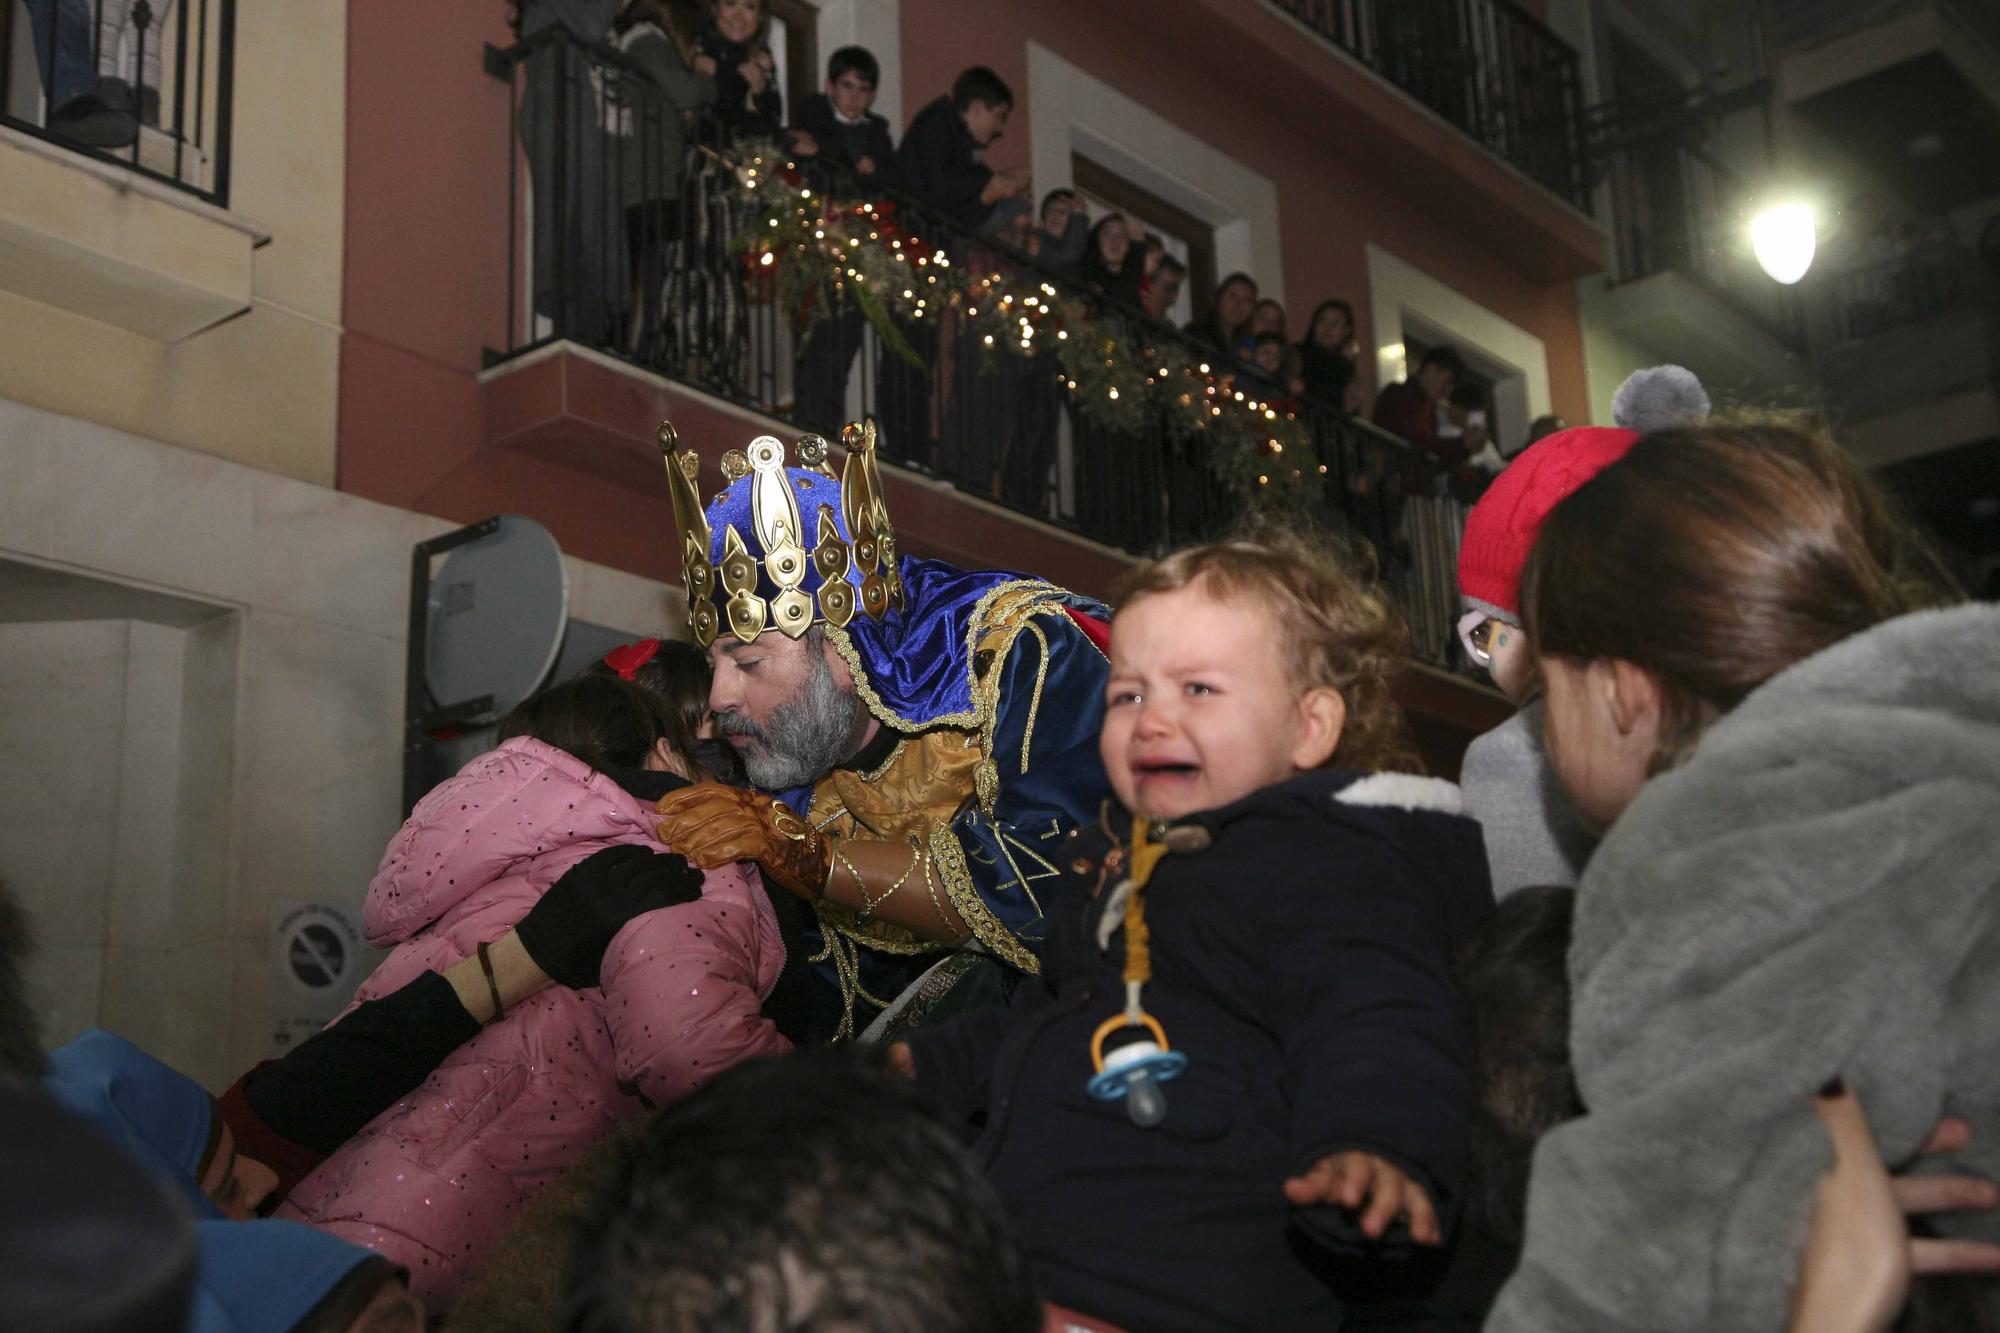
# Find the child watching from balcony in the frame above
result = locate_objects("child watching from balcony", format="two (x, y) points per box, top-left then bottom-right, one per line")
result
(1245, 297), (1304, 395)
(893, 525), (1491, 1331)
(1034, 188), (1091, 271)
(790, 44), (897, 193)
(1243, 331), (1293, 400)
(789, 45), (897, 436)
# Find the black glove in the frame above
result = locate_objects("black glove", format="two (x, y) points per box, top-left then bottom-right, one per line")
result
(515, 845), (705, 989)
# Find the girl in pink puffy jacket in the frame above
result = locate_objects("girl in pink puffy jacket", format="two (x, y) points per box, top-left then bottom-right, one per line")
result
(277, 648), (791, 1310)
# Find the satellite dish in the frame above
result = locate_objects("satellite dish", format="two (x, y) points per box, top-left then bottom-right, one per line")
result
(424, 515), (568, 720)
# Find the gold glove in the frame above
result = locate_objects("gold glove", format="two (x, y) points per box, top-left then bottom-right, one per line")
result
(655, 783), (830, 901)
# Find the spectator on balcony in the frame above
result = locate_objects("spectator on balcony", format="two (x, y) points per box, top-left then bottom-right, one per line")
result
(791, 45), (897, 195)
(615, 0), (716, 364)
(695, 0), (781, 141)
(1523, 414), (1567, 450)
(1033, 189), (1091, 271)
(1142, 252), (1186, 321)
(88, 0), (173, 138)
(20, 0), (128, 147)
(1373, 344), (1467, 464)
(1445, 382), (1502, 492)
(959, 190), (1086, 511)
(790, 44), (897, 438)
(898, 66), (1031, 233)
(1298, 298), (1361, 412)
(518, 0), (631, 347)
(1185, 272), (1257, 356)
(1240, 331), (1292, 401)
(1247, 298), (1305, 396)
(1077, 213), (1146, 306)
(885, 67), (1027, 469)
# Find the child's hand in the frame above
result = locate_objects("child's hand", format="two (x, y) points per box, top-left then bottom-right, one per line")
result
(1283, 1150), (1442, 1245)
(886, 1041), (915, 1080)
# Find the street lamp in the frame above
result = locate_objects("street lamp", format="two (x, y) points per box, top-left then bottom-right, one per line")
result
(1750, 203), (1817, 284)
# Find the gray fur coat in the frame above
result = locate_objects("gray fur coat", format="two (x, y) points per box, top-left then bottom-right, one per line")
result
(1487, 603), (2000, 1331)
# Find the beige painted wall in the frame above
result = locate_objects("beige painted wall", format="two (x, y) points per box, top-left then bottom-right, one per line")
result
(0, 397), (683, 1089)
(0, 0), (348, 485)
(1578, 277), (1657, 428)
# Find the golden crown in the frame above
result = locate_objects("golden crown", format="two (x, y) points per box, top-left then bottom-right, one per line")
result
(659, 419), (907, 648)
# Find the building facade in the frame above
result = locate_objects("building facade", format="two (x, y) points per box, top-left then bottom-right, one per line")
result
(0, 0), (1634, 1080)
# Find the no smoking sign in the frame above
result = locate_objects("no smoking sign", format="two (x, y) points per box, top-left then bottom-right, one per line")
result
(269, 901), (367, 1054)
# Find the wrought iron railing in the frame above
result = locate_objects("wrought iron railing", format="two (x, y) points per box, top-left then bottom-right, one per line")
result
(1770, 0), (2000, 59)
(0, 0), (234, 206)
(1819, 242), (1989, 344)
(1597, 120), (1806, 348)
(1268, 0), (1589, 208)
(483, 28), (1477, 671)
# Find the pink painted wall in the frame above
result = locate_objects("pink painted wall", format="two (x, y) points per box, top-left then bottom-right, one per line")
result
(338, 2), (691, 579)
(893, 0), (1592, 423)
(337, 0), (1594, 592)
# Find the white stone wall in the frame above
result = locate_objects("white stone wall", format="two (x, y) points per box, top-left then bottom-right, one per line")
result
(0, 398), (680, 1089)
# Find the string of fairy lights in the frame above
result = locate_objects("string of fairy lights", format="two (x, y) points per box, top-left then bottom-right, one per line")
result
(728, 146), (1319, 499)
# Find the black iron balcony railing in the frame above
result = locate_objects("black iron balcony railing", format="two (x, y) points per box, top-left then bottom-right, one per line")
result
(483, 28), (1477, 672)
(1269, 0), (1589, 209)
(0, 0), (234, 206)
(1597, 119), (1806, 349)
(1820, 239), (1991, 345)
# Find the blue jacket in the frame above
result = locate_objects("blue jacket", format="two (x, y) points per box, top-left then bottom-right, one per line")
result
(908, 769), (1493, 1331)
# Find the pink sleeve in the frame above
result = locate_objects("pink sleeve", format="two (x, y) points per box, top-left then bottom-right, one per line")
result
(598, 867), (791, 1108)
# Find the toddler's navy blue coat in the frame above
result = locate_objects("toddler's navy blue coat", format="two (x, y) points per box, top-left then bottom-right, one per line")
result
(908, 769), (1494, 1332)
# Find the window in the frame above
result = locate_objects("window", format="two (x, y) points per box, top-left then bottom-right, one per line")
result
(1072, 152), (1212, 325)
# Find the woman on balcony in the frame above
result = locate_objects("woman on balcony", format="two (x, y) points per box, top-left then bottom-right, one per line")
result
(613, 0), (716, 364)
(1297, 298), (1362, 413)
(516, 0), (631, 347)
(664, 0), (780, 395)
(694, 0), (781, 141)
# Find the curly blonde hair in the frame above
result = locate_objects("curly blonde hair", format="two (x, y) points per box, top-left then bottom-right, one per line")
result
(1114, 522), (1423, 775)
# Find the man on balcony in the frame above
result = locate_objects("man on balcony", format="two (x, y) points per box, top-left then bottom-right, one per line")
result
(1373, 344), (1472, 466)
(652, 423), (1114, 1042)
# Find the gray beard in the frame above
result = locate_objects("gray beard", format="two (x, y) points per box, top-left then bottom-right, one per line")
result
(716, 649), (861, 791)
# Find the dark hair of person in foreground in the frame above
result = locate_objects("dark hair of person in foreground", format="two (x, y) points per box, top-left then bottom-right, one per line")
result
(564, 1049), (1041, 1333)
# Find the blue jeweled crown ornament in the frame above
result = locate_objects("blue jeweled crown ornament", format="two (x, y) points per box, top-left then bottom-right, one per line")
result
(659, 419), (907, 648)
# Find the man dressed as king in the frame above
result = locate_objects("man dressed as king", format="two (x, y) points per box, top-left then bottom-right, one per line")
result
(652, 421), (1114, 1039)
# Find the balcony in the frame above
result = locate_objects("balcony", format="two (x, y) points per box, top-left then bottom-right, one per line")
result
(1587, 100), (1816, 402)
(475, 28), (1493, 699)
(0, 0), (254, 341)
(1776, 0), (2000, 216)
(1, 0), (234, 204)
(1808, 232), (2000, 467)
(1268, 0), (1589, 210)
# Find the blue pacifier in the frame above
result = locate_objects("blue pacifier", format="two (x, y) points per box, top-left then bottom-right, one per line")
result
(1086, 1013), (1189, 1129)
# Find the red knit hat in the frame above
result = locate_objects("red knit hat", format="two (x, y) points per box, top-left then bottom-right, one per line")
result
(1457, 426), (1640, 622)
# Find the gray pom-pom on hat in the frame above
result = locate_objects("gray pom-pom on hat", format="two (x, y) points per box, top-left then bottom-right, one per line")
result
(1611, 365), (1710, 433)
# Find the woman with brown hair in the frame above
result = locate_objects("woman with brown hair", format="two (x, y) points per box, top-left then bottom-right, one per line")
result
(613, 0), (715, 363)
(1485, 419), (2000, 1333)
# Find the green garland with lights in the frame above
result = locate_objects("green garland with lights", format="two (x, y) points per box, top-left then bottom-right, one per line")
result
(726, 145), (1317, 503)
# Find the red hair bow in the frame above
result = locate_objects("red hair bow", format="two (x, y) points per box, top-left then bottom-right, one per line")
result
(604, 638), (661, 681)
